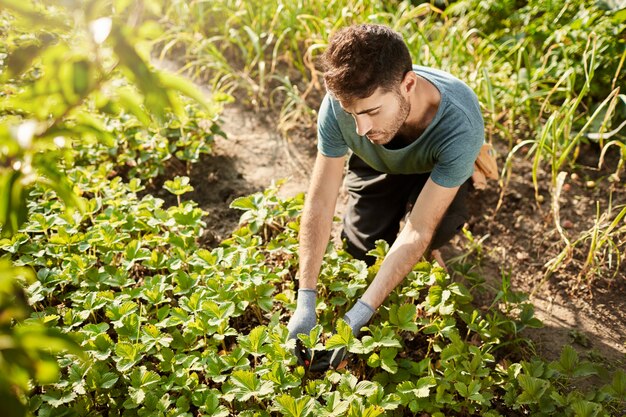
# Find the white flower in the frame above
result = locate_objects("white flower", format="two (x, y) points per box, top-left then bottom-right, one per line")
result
(12, 120), (37, 149)
(89, 17), (112, 45)
(53, 136), (66, 148)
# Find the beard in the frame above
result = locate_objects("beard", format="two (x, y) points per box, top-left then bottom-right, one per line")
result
(366, 92), (411, 145)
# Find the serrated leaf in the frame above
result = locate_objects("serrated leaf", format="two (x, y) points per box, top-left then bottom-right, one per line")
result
(326, 320), (355, 350)
(380, 348), (398, 374)
(226, 370), (275, 402)
(607, 370), (626, 400)
(100, 372), (119, 389)
(570, 398), (601, 417)
(517, 374), (549, 404)
(273, 394), (315, 417)
(238, 326), (270, 356)
(399, 376), (436, 399)
(130, 366), (160, 388)
(550, 345), (580, 377)
(230, 195), (257, 210)
(40, 389), (77, 408)
(389, 304), (418, 332)
(354, 380), (379, 397)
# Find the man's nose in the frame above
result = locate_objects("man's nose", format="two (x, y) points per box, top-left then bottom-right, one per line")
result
(354, 115), (372, 136)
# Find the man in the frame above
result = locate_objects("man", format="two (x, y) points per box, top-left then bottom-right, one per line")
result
(287, 24), (484, 370)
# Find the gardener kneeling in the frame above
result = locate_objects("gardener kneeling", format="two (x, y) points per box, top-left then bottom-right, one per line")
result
(287, 24), (487, 371)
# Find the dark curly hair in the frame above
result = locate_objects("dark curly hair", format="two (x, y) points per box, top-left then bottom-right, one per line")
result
(320, 24), (413, 104)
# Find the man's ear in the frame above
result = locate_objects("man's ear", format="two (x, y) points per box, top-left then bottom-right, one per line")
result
(401, 71), (418, 94)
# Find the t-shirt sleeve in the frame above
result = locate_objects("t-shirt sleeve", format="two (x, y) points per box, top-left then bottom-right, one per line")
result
(430, 127), (484, 188)
(317, 94), (349, 157)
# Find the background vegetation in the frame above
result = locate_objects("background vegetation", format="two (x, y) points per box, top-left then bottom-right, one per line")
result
(0, 0), (625, 416)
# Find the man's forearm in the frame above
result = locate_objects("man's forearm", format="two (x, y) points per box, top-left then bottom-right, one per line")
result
(298, 199), (336, 289)
(360, 223), (431, 309)
(360, 179), (458, 310)
(296, 153), (345, 291)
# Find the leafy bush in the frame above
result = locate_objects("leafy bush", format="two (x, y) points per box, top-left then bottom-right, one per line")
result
(2, 178), (624, 416)
(0, 1), (224, 414)
(2, 1), (625, 416)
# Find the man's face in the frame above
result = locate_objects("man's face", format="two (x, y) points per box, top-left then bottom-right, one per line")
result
(339, 87), (410, 146)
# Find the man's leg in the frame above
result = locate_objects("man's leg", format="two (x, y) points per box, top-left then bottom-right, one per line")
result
(342, 154), (422, 265)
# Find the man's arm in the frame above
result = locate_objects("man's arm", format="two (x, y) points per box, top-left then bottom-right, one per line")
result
(360, 177), (460, 309)
(298, 152), (346, 289)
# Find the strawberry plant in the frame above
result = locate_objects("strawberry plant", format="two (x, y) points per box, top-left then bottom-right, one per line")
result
(2, 1), (625, 416)
(2, 173), (624, 415)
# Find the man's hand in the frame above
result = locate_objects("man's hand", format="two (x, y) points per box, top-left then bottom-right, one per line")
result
(287, 289), (317, 367)
(312, 299), (376, 372)
(287, 289), (317, 340)
(344, 299), (375, 337)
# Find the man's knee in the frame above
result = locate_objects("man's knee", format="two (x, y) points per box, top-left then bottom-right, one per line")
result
(341, 230), (377, 266)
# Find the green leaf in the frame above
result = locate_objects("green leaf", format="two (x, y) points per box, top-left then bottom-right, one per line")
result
(238, 326), (270, 356)
(396, 376), (436, 400)
(40, 389), (77, 408)
(263, 362), (301, 391)
(124, 387), (145, 409)
(130, 366), (161, 388)
(226, 370), (275, 402)
(296, 324), (323, 350)
(0, 170), (28, 238)
(606, 370), (626, 400)
(99, 372), (119, 389)
(388, 303), (418, 332)
(124, 240), (151, 263)
(194, 389), (229, 416)
(379, 348), (398, 374)
(273, 394), (315, 417)
(114, 342), (142, 372)
(88, 333), (114, 360)
(570, 398), (601, 417)
(325, 319), (354, 350)
(455, 381), (468, 397)
(230, 195), (257, 210)
(550, 345), (596, 378)
(517, 374), (549, 404)
(354, 380), (379, 397)
(163, 176), (194, 196)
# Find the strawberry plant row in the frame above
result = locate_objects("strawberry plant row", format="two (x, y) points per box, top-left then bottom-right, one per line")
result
(2, 172), (624, 416)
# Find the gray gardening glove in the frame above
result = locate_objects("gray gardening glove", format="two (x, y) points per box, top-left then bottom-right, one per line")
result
(287, 288), (317, 339)
(287, 289), (317, 367)
(324, 299), (376, 370)
(344, 299), (376, 337)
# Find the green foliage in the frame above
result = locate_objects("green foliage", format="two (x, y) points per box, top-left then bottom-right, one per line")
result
(0, 0), (225, 414)
(1, 1), (624, 416)
(3, 175), (623, 415)
(161, 0), (626, 284)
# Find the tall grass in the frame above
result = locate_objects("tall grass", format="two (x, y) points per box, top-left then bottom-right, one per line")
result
(157, 0), (626, 288)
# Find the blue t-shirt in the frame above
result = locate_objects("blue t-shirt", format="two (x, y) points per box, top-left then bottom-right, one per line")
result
(317, 65), (485, 188)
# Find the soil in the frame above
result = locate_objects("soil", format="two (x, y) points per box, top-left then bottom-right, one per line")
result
(152, 59), (626, 374)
